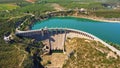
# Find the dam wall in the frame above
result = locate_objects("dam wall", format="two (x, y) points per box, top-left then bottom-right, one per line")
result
(16, 28), (120, 56)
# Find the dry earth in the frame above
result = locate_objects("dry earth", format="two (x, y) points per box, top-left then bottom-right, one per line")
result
(25, 0), (36, 3)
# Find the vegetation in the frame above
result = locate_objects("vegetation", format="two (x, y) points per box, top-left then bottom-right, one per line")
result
(0, 4), (19, 11)
(63, 38), (120, 68)
(0, 0), (24, 3)
(59, 2), (105, 9)
(94, 10), (120, 18)
(0, 45), (23, 68)
(37, 0), (120, 3)
(108, 42), (120, 50)
(0, 0), (120, 68)
(15, 4), (54, 14)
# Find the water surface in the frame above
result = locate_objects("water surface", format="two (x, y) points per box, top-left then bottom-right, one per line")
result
(32, 17), (120, 44)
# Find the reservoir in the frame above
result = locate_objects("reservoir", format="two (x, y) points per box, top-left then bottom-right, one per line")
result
(31, 17), (120, 44)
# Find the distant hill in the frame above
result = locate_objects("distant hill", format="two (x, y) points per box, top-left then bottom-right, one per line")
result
(98, 0), (120, 3)
(0, 0), (119, 3)
(69, 0), (120, 3)
(37, 0), (120, 3)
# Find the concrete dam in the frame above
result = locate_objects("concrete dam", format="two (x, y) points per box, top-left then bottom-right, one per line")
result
(16, 28), (120, 56)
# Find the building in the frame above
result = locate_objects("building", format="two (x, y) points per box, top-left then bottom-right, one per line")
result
(4, 32), (13, 43)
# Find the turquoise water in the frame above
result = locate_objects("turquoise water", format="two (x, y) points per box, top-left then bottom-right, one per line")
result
(31, 17), (120, 44)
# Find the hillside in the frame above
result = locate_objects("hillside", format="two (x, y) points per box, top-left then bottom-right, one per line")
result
(0, 0), (119, 3)
(63, 38), (120, 68)
(36, 0), (120, 3)
(0, 0), (24, 3)
(0, 37), (120, 68)
(0, 45), (26, 68)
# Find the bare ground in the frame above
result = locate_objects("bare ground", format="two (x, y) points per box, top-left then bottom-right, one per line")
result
(25, 0), (36, 3)
(51, 3), (65, 11)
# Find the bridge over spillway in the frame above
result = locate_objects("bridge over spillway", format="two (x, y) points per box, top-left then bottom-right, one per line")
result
(15, 28), (120, 56)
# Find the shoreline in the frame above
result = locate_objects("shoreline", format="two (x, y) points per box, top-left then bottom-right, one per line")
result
(17, 10), (120, 31)
(69, 15), (120, 23)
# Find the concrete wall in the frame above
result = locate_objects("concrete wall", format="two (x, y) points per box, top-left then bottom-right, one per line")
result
(16, 28), (120, 56)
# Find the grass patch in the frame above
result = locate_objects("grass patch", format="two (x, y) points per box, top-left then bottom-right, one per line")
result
(94, 10), (120, 18)
(0, 45), (24, 68)
(0, 4), (19, 11)
(0, 0), (24, 3)
(59, 2), (105, 9)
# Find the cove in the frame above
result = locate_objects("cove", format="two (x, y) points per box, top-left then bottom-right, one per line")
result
(31, 17), (120, 44)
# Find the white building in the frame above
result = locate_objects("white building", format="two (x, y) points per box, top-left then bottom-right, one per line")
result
(4, 34), (13, 43)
